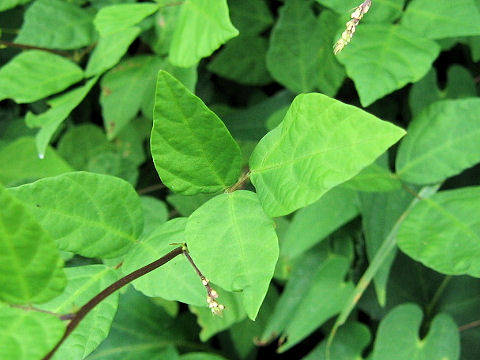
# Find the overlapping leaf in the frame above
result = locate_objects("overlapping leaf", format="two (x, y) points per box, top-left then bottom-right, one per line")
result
(169, 0), (238, 67)
(185, 191), (278, 320)
(228, 0), (273, 35)
(397, 187), (480, 276)
(336, 24), (440, 106)
(317, 0), (405, 23)
(249, 93), (406, 217)
(151, 70), (242, 194)
(0, 51), (84, 103)
(8, 172), (143, 258)
(396, 98), (480, 184)
(0, 185), (66, 304)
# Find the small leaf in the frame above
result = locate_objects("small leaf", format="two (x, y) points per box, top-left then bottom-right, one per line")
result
(0, 50), (84, 103)
(185, 191), (278, 320)
(15, 0), (95, 50)
(396, 98), (480, 184)
(0, 185), (66, 304)
(371, 304), (460, 360)
(39, 265), (119, 360)
(140, 196), (168, 237)
(0, 304), (66, 360)
(336, 24), (440, 106)
(169, 0), (239, 67)
(249, 93), (406, 217)
(123, 218), (206, 306)
(0, 137), (73, 186)
(401, 0), (480, 39)
(94, 3), (159, 36)
(151, 70), (242, 195)
(8, 172), (143, 258)
(397, 187), (480, 276)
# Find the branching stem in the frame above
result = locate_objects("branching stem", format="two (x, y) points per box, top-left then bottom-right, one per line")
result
(0, 40), (72, 58)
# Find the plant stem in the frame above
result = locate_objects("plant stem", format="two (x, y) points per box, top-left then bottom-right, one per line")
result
(226, 170), (250, 193)
(42, 246), (183, 360)
(137, 183), (165, 195)
(325, 184), (441, 360)
(459, 319), (480, 332)
(0, 40), (72, 58)
(425, 275), (452, 317)
(10, 305), (73, 320)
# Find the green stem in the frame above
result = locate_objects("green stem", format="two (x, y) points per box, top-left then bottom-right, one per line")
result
(0, 40), (72, 58)
(425, 275), (452, 317)
(325, 184), (441, 360)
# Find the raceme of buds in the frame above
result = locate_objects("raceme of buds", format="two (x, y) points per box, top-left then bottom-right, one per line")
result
(334, 0), (372, 55)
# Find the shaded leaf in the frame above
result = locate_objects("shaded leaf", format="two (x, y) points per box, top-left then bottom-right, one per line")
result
(228, 0), (273, 35)
(166, 193), (214, 217)
(316, 0), (405, 23)
(140, 196), (168, 237)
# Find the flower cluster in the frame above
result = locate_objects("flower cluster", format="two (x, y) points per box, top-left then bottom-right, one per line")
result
(334, 0), (372, 55)
(202, 277), (225, 316)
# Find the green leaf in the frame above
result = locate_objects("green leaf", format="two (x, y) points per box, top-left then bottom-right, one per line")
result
(371, 304), (459, 360)
(190, 287), (247, 341)
(25, 77), (98, 158)
(207, 35), (272, 86)
(151, 70), (242, 195)
(0, 50), (84, 103)
(140, 196), (168, 237)
(281, 187), (359, 260)
(87, 151), (138, 185)
(360, 188), (415, 305)
(336, 24), (440, 106)
(181, 353), (227, 360)
(316, 0), (405, 23)
(39, 265), (119, 360)
(0, 184), (66, 303)
(94, 3), (159, 36)
(401, 0), (480, 39)
(249, 93), (406, 217)
(0, 0), (31, 11)
(0, 304), (66, 360)
(398, 187), (480, 276)
(302, 322), (370, 360)
(87, 287), (196, 359)
(228, 0), (273, 35)
(169, 0), (239, 67)
(100, 56), (164, 139)
(396, 98), (480, 184)
(15, 0), (95, 50)
(342, 161), (402, 192)
(8, 172), (143, 258)
(123, 218), (206, 306)
(85, 27), (141, 76)
(260, 246), (354, 352)
(266, 0), (322, 93)
(185, 191), (278, 320)
(166, 193), (214, 217)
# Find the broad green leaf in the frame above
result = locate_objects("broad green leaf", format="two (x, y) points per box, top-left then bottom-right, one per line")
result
(0, 0), (31, 11)
(260, 247), (354, 352)
(181, 354), (227, 360)
(316, 10), (346, 97)
(185, 191), (278, 320)
(169, 0), (239, 67)
(0, 50), (84, 103)
(15, 0), (95, 49)
(190, 287), (247, 341)
(0, 137), (73, 186)
(401, 0), (480, 39)
(140, 196), (168, 237)
(87, 287), (196, 359)
(281, 187), (359, 260)
(25, 77), (98, 158)
(302, 322), (370, 360)
(398, 187), (480, 276)
(228, 0), (273, 35)
(409, 65), (477, 117)
(0, 304), (66, 360)
(100, 56), (164, 139)
(371, 304), (459, 360)
(360, 188), (415, 305)
(316, 0), (405, 23)
(249, 93), (406, 217)
(123, 218), (206, 306)
(337, 24), (440, 106)
(85, 27), (141, 76)
(266, 0), (322, 93)
(207, 35), (272, 86)
(87, 151), (138, 185)
(166, 193), (214, 217)
(0, 185), (66, 303)
(8, 172), (143, 258)
(151, 70), (242, 194)
(94, 3), (159, 36)
(39, 265), (119, 360)
(57, 124), (114, 170)
(396, 99), (480, 184)
(342, 162), (402, 191)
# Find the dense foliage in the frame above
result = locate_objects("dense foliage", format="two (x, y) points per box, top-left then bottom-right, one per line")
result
(1, 0), (480, 359)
